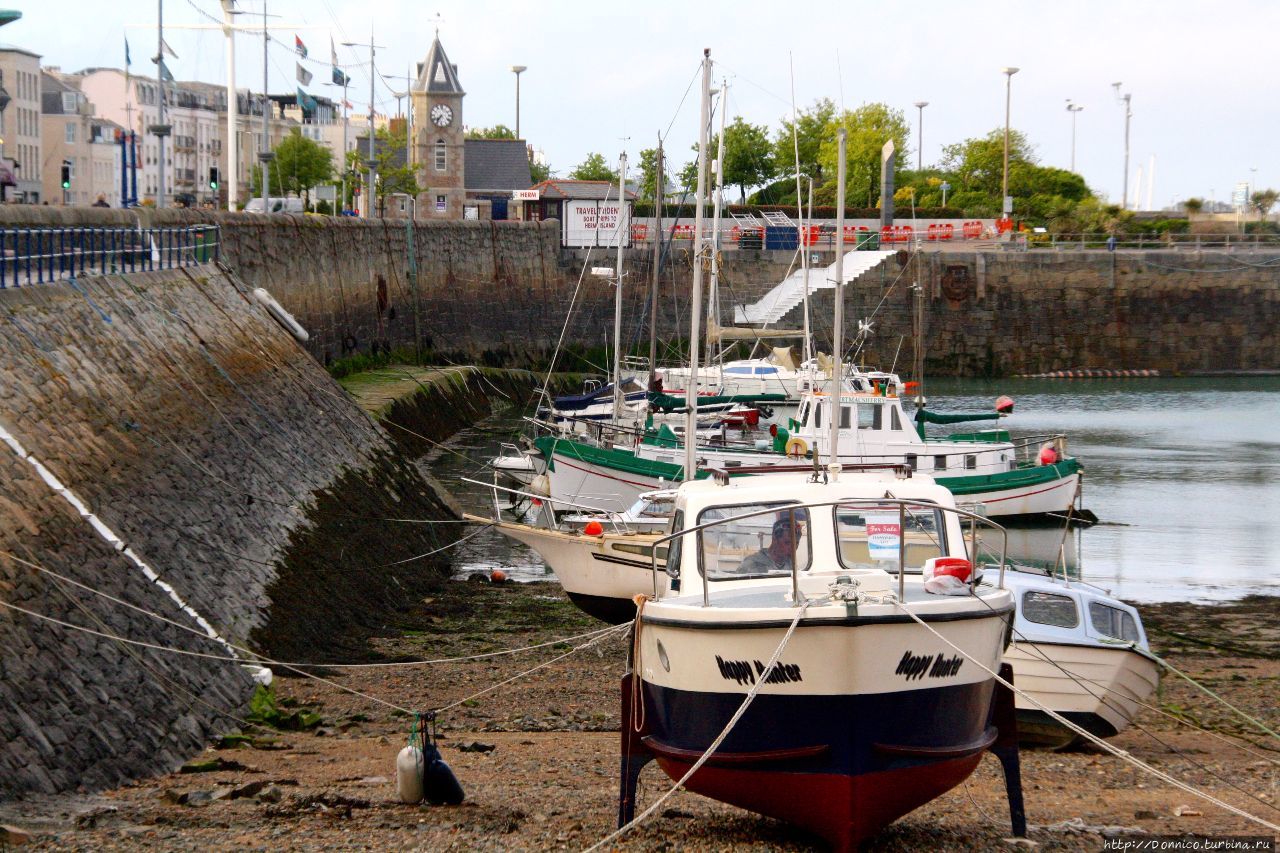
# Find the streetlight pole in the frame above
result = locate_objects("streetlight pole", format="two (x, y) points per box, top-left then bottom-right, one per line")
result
(1066, 100), (1084, 173)
(511, 65), (526, 139)
(1001, 67), (1019, 220)
(343, 28), (383, 219)
(1112, 82), (1131, 209)
(259, 0), (272, 215)
(912, 101), (928, 171)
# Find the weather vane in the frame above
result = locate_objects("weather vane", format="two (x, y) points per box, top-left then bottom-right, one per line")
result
(430, 12), (445, 37)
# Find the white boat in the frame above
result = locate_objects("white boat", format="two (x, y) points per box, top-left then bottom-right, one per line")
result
(560, 490), (676, 534)
(623, 468), (1016, 848)
(997, 566), (1160, 748)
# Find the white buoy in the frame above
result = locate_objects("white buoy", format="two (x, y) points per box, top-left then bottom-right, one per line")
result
(252, 288), (310, 343)
(396, 745), (425, 803)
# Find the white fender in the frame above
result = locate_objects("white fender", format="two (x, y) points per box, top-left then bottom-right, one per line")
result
(396, 745), (425, 803)
(252, 288), (309, 343)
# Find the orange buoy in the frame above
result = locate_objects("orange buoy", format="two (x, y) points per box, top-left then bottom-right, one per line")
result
(1038, 443), (1059, 465)
(490, 569), (508, 584)
(995, 395), (1015, 414)
(583, 520), (605, 537)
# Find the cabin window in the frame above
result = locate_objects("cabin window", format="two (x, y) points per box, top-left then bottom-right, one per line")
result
(840, 405), (852, 429)
(434, 140), (447, 171)
(965, 455), (977, 470)
(890, 407), (902, 431)
(905, 453), (917, 471)
(665, 510), (685, 581)
(858, 404), (881, 430)
(1089, 602), (1140, 643)
(698, 502), (810, 581)
(934, 455), (948, 471)
(834, 503), (944, 570)
(1022, 591), (1079, 628)
(755, 367), (778, 376)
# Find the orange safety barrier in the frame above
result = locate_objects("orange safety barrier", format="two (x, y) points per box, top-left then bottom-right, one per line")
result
(995, 217), (1013, 234)
(631, 223), (649, 241)
(672, 224), (695, 239)
(842, 225), (869, 243)
(880, 224), (914, 243)
(941, 223), (954, 240)
(961, 220), (983, 239)
(803, 225), (822, 246)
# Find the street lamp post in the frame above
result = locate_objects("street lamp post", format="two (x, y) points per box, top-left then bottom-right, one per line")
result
(1001, 67), (1019, 220)
(511, 65), (527, 139)
(343, 27), (383, 219)
(1112, 82), (1132, 209)
(912, 101), (928, 171)
(1066, 100), (1084, 173)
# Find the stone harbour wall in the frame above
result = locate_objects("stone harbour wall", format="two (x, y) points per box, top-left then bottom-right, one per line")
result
(0, 264), (478, 799)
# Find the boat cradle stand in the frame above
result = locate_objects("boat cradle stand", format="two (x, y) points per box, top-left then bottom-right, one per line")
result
(615, 661), (1027, 839)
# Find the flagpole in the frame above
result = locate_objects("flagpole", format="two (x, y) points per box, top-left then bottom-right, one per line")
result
(341, 79), (348, 213)
(222, 0), (237, 211)
(156, 0), (167, 209)
(260, 0), (271, 213)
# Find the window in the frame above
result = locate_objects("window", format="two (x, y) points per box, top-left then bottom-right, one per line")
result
(1022, 591), (1079, 628)
(965, 455), (977, 470)
(1089, 602), (1140, 642)
(835, 503), (944, 570)
(891, 407), (902, 431)
(934, 455), (947, 471)
(698, 502), (810, 581)
(858, 403), (882, 430)
(434, 141), (446, 171)
(62, 92), (77, 113)
(435, 194), (446, 212)
(905, 453), (917, 471)
(65, 123), (76, 144)
(839, 405), (852, 429)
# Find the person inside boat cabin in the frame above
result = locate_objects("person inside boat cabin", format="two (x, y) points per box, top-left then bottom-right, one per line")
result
(739, 512), (807, 575)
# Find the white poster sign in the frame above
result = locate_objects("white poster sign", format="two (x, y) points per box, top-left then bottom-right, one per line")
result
(864, 512), (902, 563)
(564, 199), (631, 248)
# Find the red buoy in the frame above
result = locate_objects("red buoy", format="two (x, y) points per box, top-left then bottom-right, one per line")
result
(995, 395), (1015, 414)
(490, 569), (508, 584)
(1038, 443), (1059, 465)
(583, 520), (605, 537)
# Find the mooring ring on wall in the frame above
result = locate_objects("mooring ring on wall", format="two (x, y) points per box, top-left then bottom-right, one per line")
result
(342, 335), (359, 354)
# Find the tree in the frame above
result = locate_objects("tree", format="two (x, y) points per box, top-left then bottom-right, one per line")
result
(1250, 188), (1277, 220)
(466, 124), (516, 139)
(940, 128), (1036, 198)
(1183, 197), (1204, 216)
(529, 159), (552, 183)
(569, 152), (616, 182)
(772, 98), (836, 185)
(717, 117), (775, 202)
(249, 129), (333, 205)
(636, 147), (664, 202)
(343, 125), (418, 215)
(816, 103), (911, 208)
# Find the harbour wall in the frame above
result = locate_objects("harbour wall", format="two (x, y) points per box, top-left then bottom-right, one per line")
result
(2, 208), (1277, 374)
(0, 264), (535, 799)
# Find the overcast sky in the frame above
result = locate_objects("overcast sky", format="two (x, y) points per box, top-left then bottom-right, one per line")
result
(19, 0), (1276, 209)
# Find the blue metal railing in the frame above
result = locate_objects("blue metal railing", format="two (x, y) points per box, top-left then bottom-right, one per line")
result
(0, 225), (221, 288)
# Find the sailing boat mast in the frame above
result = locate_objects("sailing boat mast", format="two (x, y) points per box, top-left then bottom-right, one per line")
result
(705, 79), (728, 377)
(788, 56), (812, 366)
(829, 128), (847, 471)
(611, 151), (628, 425)
(684, 50), (712, 482)
(648, 136), (663, 392)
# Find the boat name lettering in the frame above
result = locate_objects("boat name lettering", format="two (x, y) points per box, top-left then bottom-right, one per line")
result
(895, 650), (964, 681)
(716, 655), (803, 685)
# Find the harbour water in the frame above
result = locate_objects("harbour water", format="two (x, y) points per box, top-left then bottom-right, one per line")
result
(432, 377), (1280, 604)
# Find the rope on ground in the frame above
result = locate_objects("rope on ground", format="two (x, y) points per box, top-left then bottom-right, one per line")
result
(1151, 651), (1280, 744)
(891, 597), (1280, 834)
(585, 599), (813, 852)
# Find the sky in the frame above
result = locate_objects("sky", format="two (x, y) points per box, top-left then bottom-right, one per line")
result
(17, 0), (1277, 210)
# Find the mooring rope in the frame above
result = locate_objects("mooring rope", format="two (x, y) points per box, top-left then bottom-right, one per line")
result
(891, 598), (1280, 834)
(585, 599), (813, 852)
(1150, 651), (1280, 744)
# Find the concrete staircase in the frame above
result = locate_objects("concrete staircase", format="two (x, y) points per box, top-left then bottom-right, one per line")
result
(733, 249), (897, 325)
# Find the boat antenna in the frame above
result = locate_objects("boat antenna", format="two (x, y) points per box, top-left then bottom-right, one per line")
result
(828, 127), (847, 479)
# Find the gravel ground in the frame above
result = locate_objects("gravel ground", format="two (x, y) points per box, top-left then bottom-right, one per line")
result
(2, 583), (1277, 851)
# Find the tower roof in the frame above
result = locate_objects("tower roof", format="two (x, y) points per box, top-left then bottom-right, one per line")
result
(412, 37), (464, 96)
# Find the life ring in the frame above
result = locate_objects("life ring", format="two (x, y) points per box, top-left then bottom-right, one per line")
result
(784, 436), (809, 458)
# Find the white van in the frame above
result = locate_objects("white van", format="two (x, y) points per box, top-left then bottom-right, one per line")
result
(244, 197), (304, 214)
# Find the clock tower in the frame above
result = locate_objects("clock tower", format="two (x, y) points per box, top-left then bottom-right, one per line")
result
(411, 36), (466, 219)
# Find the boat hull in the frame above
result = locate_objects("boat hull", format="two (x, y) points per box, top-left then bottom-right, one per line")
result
(1005, 640), (1160, 747)
(635, 608), (1010, 848)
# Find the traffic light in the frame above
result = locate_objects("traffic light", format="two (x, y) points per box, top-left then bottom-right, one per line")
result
(208, 166), (219, 190)
(60, 160), (71, 190)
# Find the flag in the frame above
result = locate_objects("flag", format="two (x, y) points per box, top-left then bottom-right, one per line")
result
(296, 87), (317, 113)
(161, 38), (179, 59)
(331, 66), (348, 87)
(157, 59), (174, 83)
(125, 38), (131, 68)
(294, 35), (307, 58)
(296, 62), (313, 86)
(330, 36), (338, 67)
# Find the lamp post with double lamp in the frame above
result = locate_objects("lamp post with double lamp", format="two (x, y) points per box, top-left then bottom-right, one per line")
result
(1112, 82), (1131, 209)
(1066, 100), (1084, 172)
(343, 28), (383, 219)
(913, 101), (928, 171)
(1001, 67), (1019, 224)
(511, 65), (527, 139)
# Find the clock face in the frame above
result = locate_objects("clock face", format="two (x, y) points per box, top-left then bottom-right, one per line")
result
(430, 104), (453, 127)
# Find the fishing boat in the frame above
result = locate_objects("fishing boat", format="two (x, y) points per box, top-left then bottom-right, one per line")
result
(998, 566), (1159, 748)
(621, 468), (1015, 848)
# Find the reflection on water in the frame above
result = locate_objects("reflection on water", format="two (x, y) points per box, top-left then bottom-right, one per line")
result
(432, 377), (1280, 603)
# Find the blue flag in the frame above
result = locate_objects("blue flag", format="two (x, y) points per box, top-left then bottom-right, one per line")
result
(331, 66), (349, 86)
(296, 87), (317, 113)
(125, 38), (131, 67)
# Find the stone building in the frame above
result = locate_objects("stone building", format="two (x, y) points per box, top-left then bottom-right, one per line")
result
(39, 71), (121, 206)
(0, 43), (43, 202)
(410, 36), (466, 219)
